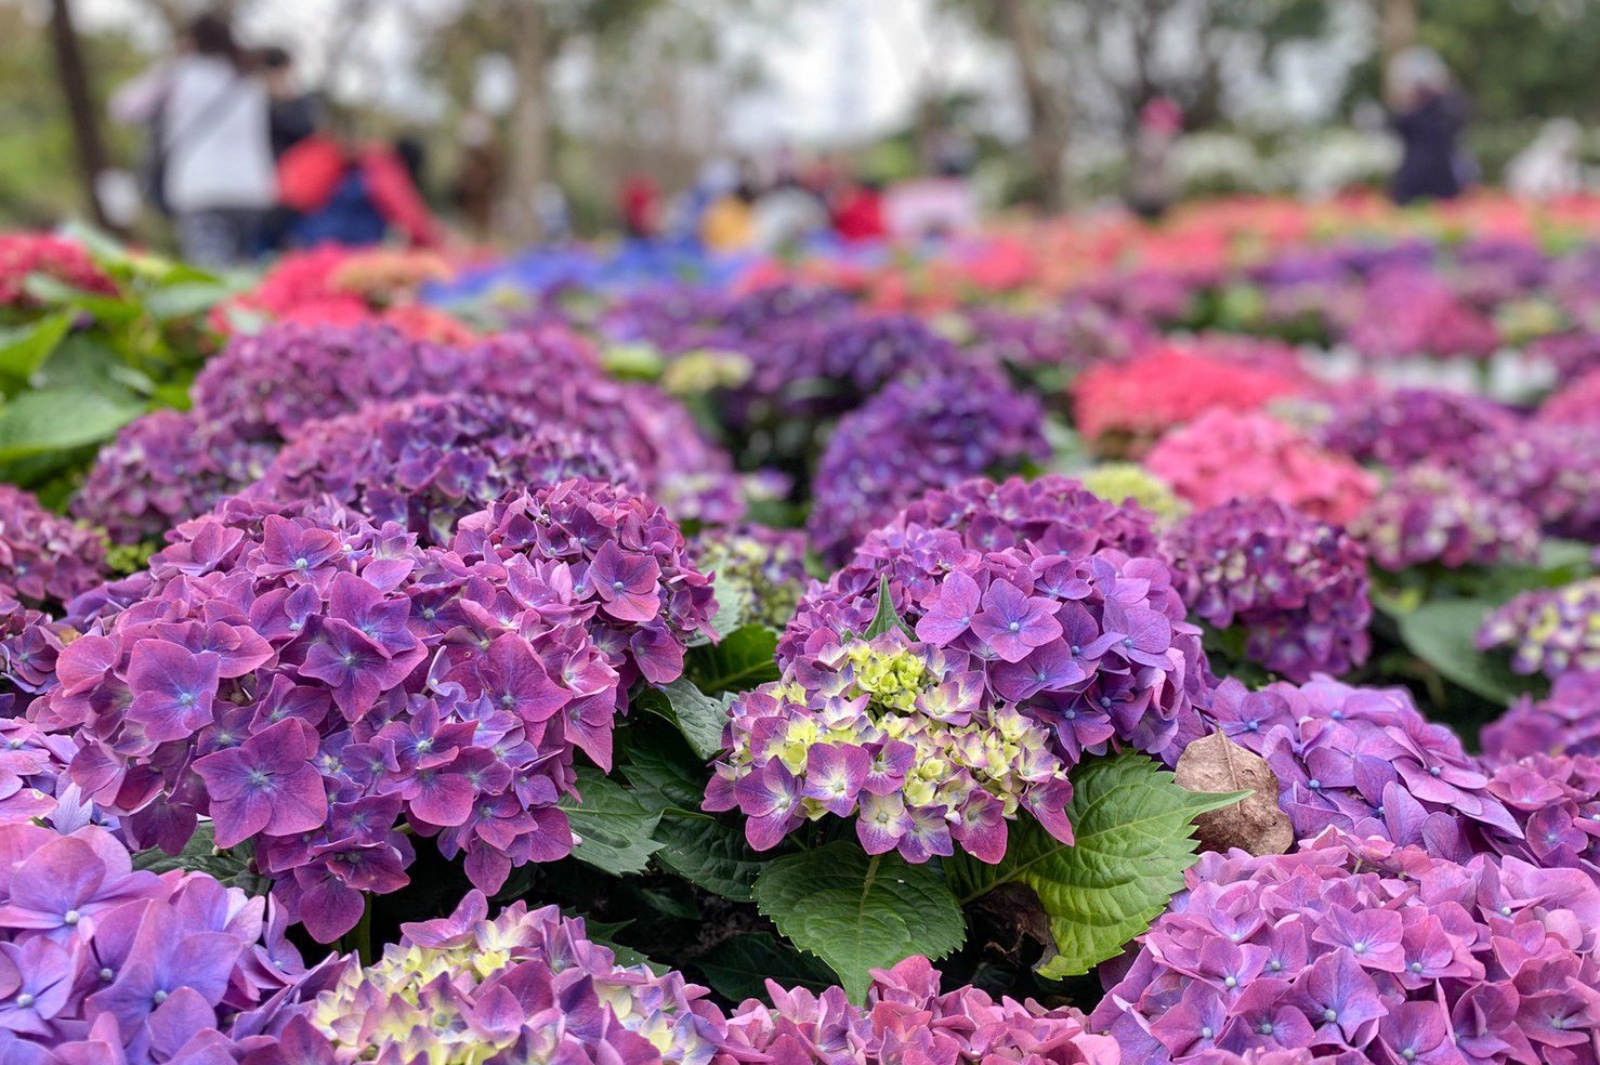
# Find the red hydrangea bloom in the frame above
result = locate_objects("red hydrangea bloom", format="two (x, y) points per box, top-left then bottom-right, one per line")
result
(0, 234), (117, 307)
(1146, 410), (1377, 526)
(1093, 831), (1600, 1065)
(1073, 347), (1304, 457)
(1167, 499), (1371, 681)
(1205, 676), (1519, 858)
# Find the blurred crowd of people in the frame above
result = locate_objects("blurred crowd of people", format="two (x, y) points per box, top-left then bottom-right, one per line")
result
(112, 13), (438, 268)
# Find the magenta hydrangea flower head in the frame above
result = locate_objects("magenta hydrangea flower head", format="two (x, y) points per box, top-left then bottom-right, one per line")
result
(1481, 754), (1600, 885)
(1205, 676), (1520, 858)
(72, 410), (277, 547)
(786, 539), (1207, 772)
(0, 820), (314, 1061)
(0, 486), (107, 611)
(1482, 670), (1600, 764)
(1352, 465), (1541, 573)
(1091, 831), (1600, 1065)
(1464, 421), (1600, 541)
(807, 367), (1049, 565)
(250, 392), (640, 545)
(720, 953), (1119, 1065)
(448, 477), (717, 692)
(706, 629), (1074, 862)
(35, 496), (619, 942)
(1478, 578), (1600, 680)
(1312, 386), (1516, 470)
(0, 716), (93, 830)
(691, 524), (810, 630)
(269, 889), (734, 1065)
(781, 474), (1168, 667)
(1166, 499), (1372, 682)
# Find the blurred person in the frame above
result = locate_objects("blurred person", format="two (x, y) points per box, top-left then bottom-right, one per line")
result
(1125, 97), (1182, 222)
(452, 109), (502, 243)
(701, 181), (757, 253)
(259, 45), (318, 159)
(752, 175), (829, 253)
(832, 175), (886, 243)
(1507, 118), (1585, 200)
(1387, 47), (1469, 205)
(113, 12), (277, 267)
(277, 132), (441, 249)
(620, 175), (662, 240)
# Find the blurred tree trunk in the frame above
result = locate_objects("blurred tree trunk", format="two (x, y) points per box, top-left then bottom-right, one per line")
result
(46, 0), (115, 229)
(1380, 0), (1418, 102)
(504, 0), (551, 245)
(994, 0), (1069, 211)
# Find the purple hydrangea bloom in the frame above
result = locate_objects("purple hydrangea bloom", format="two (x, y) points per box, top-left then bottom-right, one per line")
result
(32, 495), (631, 941)
(782, 474), (1167, 668)
(1166, 499), (1371, 682)
(1352, 465), (1541, 572)
(250, 393), (639, 545)
(1482, 754), (1600, 885)
(0, 487), (107, 612)
(1478, 579), (1600, 679)
(962, 301), (1153, 375)
(706, 630), (1075, 862)
(691, 524), (810, 630)
(447, 477), (718, 692)
(1482, 671), (1600, 764)
(1092, 831), (1600, 1065)
(1312, 387), (1516, 470)
(808, 368), (1049, 565)
(0, 820), (314, 1062)
(1465, 421), (1600, 541)
(1205, 676), (1520, 858)
(782, 537), (1207, 778)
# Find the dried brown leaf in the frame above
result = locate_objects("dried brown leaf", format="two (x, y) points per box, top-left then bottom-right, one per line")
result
(1174, 731), (1294, 856)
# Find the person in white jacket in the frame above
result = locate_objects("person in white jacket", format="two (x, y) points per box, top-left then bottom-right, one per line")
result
(113, 14), (277, 267)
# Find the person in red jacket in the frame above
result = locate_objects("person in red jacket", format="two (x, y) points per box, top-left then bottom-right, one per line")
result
(832, 176), (887, 243)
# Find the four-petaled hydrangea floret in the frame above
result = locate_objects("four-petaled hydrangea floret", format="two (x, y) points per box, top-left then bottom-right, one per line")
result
(707, 631), (1073, 864)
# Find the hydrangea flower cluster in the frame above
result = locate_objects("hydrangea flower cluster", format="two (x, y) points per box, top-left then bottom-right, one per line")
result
(0, 715), (89, 828)
(449, 478), (718, 691)
(71, 410), (276, 544)
(782, 474), (1168, 667)
(707, 631), (1075, 862)
(0, 820), (314, 1062)
(0, 233), (117, 307)
(691, 524), (810, 630)
(1482, 754), (1600, 885)
(1078, 465), (1187, 523)
(790, 538), (1208, 772)
(1312, 386), (1517, 470)
(1465, 422), (1600, 541)
(36, 496), (630, 941)
(1482, 670), (1600, 764)
(251, 392), (640, 545)
(962, 302), (1152, 375)
(1352, 466), (1541, 572)
(1146, 409), (1377, 527)
(1344, 267), (1502, 360)
(807, 367), (1049, 565)
(1092, 832), (1600, 1065)
(1206, 676), (1520, 857)
(1166, 499), (1371, 681)
(1537, 366), (1600, 427)
(0, 485), (107, 610)
(1478, 578), (1600, 679)
(1072, 349), (1303, 458)
(278, 889), (728, 1065)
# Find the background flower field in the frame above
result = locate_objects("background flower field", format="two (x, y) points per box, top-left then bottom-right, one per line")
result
(3, 193), (1600, 1064)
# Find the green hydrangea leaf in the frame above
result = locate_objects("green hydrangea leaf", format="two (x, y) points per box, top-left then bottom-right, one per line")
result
(946, 751), (1244, 980)
(558, 766), (664, 876)
(864, 575), (914, 640)
(697, 932), (838, 1001)
(1397, 598), (1524, 705)
(633, 678), (731, 760)
(687, 624), (780, 694)
(753, 842), (964, 1003)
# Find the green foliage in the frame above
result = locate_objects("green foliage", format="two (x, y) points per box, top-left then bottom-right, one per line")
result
(131, 822), (270, 896)
(753, 842), (965, 1003)
(1395, 598), (1525, 706)
(947, 751), (1243, 980)
(864, 575), (914, 640)
(696, 932), (837, 1001)
(633, 679), (731, 760)
(685, 624), (780, 694)
(559, 766), (665, 875)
